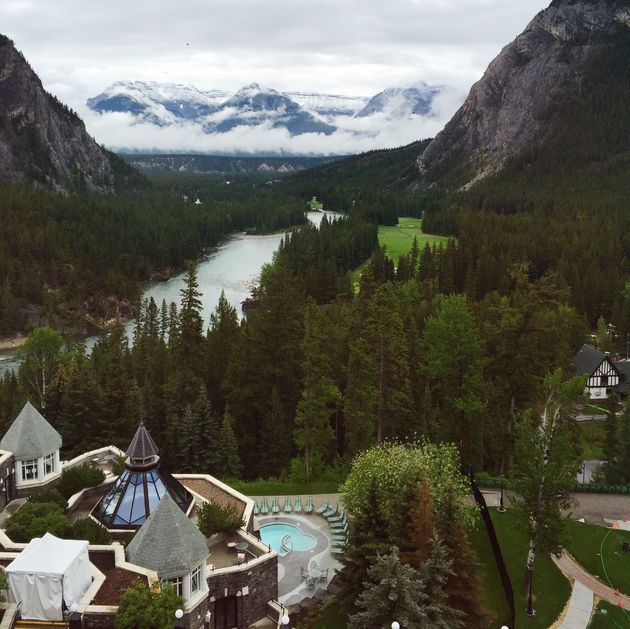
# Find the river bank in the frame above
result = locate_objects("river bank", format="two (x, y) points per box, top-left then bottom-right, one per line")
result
(0, 334), (26, 352)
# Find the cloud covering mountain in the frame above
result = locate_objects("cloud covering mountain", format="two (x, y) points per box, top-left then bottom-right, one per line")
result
(85, 80), (464, 155)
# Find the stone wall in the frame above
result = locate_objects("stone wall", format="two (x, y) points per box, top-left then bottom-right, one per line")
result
(81, 613), (116, 629)
(206, 554), (278, 628)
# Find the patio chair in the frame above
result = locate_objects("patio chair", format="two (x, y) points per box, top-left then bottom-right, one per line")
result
(260, 498), (269, 515)
(331, 522), (348, 534)
(253, 500), (260, 516)
(315, 498), (329, 514)
(330, 516), (347, 529)
(294, 497), (303, 513)
(322, 504), (338, 518)
(328, 510), (345, 523)
(272, 497), (280, 514)
(304, 496), (314, 513)
(284, 497), (293, 513)
(319, 568), (329, 582)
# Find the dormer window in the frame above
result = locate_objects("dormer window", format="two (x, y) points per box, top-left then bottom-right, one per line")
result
(44, 453), (56, 475)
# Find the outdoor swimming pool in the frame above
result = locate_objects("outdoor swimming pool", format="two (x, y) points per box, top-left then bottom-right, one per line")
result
(260, 523), (317, 555)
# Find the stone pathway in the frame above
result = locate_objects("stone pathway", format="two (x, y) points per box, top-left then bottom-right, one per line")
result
(557, 581), (594, 629)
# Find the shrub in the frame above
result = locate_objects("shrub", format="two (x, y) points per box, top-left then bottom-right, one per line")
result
(6, 502), (69, 542)
(116, 581), (184, 629)
(197, 502), (244, 537)
(68, 518), (112, 545)
(58, 464), (106, 499)
(28, 489), (68, 510)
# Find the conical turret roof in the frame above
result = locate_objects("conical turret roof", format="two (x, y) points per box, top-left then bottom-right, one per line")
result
(126, 422), (158, 464)
(0, 401), (62, 459)
(126, 494), (208, 578)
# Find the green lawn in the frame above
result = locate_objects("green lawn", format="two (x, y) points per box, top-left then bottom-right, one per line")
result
(469, 519), (511, 627)
(475, 510), (571, 628)
(351, 217), (451, 287)
(379, 217), (450, 262)
(589, 600), (630, 628)
(578, 420), (607, 459)
(566, 519), (630, 595)
(227, 479), (339, 497)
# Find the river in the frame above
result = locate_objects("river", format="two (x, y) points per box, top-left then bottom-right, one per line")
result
(0, 210), (342, 376)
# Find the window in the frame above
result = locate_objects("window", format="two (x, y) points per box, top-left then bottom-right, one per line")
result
(21, 459), (38, 481)
(44, 453), (55, 475)
(161, 576), (183, 597)
(191, 564), (202, 594)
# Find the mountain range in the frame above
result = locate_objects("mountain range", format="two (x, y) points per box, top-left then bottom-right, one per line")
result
(86, 80), (449, 138)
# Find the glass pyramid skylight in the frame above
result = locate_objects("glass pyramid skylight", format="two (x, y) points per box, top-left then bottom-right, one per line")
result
(91, 424), (193, 529)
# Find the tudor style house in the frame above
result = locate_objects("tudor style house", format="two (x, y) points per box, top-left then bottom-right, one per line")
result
(573, 344), (630, 399)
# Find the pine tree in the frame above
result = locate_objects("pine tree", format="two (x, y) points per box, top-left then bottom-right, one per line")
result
(338, 480), (391, 604)
(348, 546), (463, 629)
(436, 488), (490, 627)
(400, 477), (435, 569)
(294, 298), (340, 482)
(217, 410), (242, 479)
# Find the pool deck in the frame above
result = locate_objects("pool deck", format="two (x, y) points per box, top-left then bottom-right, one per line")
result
(255, 513), (341, 605)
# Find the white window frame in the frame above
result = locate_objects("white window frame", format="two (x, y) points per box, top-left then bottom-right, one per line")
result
(190, 564), (202, 594)
(161, 576), (183, 597)
(44, 452), (55, 476)
(21, 459), (39, 482)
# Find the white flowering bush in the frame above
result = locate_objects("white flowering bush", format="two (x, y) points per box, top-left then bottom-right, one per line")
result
(341, 441), (476, 532)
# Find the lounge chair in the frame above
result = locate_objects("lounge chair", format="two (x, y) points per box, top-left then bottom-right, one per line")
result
(332, 533), (347, 542)
(294, 497), (303, 513)
(272, 497), (280, 514)
(253, 500), (260, 516)
(284, 497), (293, 513)
(331, 523), (348, 534)
(315, 499), (329, 514)
(328, 511), (345, 523)
(330, 515), (347, 528)
(304, 497), (314, 513)
(260, 498), (269, 515)
(322, 504), (338, 518)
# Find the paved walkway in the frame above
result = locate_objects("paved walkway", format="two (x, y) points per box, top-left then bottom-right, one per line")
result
(557, 581), (594, 629)
(554, 552), (630, 609)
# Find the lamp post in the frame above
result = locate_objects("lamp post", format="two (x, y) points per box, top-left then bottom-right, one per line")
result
(498, 481), (506, 513)
(68, 603), (81, 629)
(391, 622), (400, 629)
(525, 548), (536, 617)
(281, 613), (290, 626)
(204, 611), (211, 629)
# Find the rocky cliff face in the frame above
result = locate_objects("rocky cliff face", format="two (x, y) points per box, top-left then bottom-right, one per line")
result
(0, 35), (116, 193)
(416, 0), (630, 189)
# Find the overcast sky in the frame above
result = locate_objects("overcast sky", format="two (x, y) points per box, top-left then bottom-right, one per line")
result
(1, 0), (551, 153)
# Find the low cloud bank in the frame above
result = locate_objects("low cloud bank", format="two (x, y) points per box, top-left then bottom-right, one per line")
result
(78, 88), (464, 155)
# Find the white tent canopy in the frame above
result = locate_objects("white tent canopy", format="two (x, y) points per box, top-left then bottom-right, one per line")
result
(6, 533), (92, 621)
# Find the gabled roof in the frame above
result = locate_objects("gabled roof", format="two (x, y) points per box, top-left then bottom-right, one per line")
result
(574, 344), (608, 376)
(127, 423), (158, 462)
(125, 494), (208, 578)
(614, 360), (630, 393)
(0, 401), (62, 459)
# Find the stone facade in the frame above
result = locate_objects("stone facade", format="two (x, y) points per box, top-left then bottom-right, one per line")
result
(207, 555), (278, 629)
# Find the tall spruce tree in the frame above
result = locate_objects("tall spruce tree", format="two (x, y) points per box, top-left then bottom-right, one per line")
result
(294, 298), (340, 482)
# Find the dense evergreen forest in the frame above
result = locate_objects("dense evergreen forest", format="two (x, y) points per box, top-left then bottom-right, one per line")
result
(1, 22), (630, 484)
(0, 176), (305, 335)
